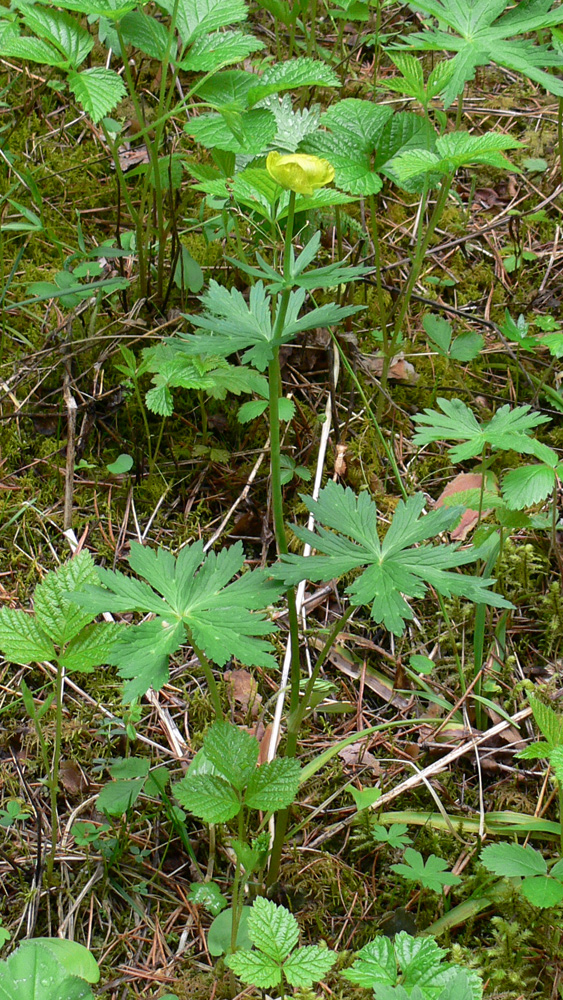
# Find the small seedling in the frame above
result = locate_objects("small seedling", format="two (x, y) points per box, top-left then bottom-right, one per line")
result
(390, 848), (461, 894)
(225, 896), (336, 994)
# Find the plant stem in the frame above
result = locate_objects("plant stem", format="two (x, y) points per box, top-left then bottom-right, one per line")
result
(190, 637), (224, 718)
(46, 657), (64, 883)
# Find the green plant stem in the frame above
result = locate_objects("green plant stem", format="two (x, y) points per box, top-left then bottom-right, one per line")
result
(437, 592), (465, 694)
(368, 193), (388, 343)
(131, 373), (153, 468)
(559, 781), (563, 855)
(46, 657), (64, 883)
(559, 98), (563, 182)
(230, 808), (245, 954)
(190, 637), (224, 718)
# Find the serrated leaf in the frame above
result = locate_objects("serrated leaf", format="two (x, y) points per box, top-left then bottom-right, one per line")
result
(173, 773), (241, 822)
(21, 6), (93, 67)
(413, 397), (551, 462)
(260, 93), (321, 153)
(119, 10), (168, 59)
(49, 0), (137, 17)
(396, 0), (563, 106)
(108, 618), (184, 701)
(157, 0), (248, 44)
(188, 880), (227, 915)
(283, 945), (337, 987)
(34, 551), (98, 646)
(203, 720), (259, 789)
(225, 949), (281, 988)
(304, 99), (392, 194)
(59, 621), (121, 672)
(392, 130), (521, 181)
(0, 609), (55, 664)
(179, 29), (263, 71)
(97, 775), (147, 815)
(247, 57), (339, 105)
(245, 757), (301, 811)
(341, 936), (396, 987)
(502, 464), (556, 509)
(273, 482), (511, 636)
(0, 33), (68, 66)
(520, 875), (563, 907)
(480, 842), (547, 878)
(448, 332), (484, 361)
(67, 68), (127, 121)
(186, 108), (276, 154)
(248, 897), (299, 962)
(528, 693), (563, 748)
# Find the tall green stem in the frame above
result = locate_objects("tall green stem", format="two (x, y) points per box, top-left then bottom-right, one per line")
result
(190, 637), (224, 718)
(46, 658), (64, 883)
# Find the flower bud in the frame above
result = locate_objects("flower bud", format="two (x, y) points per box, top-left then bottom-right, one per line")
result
(266, 151), (335, 195)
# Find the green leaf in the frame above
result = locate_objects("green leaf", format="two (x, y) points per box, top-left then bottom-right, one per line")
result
(413, 397), (551, 462)
(208, 906), (253, 956)
(173, 773), (241, 822)
(107, 453), (134, 474)
(423, 313), (452, 353)
(67, 68), (127, 122)
(246, 57), (339, 105)
(0, 941), (95, 1000)
(392, 131), (521, 182)
(349, 786), (382, 812)
(283, 945), (337, 987)
(31, 939), (100, 983)
(342, 936), (396, 988)
(370, 823), (411, 848)
(520, 876), (563, 908)
(59, 622), (121, 672)
(97, 774), (148, 815)
(225, 949), (282, 989)
(304, 99), (393, 194)
(395, 0), (563, 106)
(390, 848), (461, 892)
(107, 618), (184, 701)
(502, 464), (556, 509)
(244, 757), (301, 811)
(119, 10), (168, 59)
(49, 0), (137, 17)
(448, 332), (484, 361)
(0, 33), (68, 67)
(186, 108), (276, 155)
(0, 609), (55, 665)
(273, 482), (511, 636)
(480, 842), (547, 878)
(179, 29), (263, 71)
(158, 0), (248, 45)
(20, 6), (93, 67)
(528, 693), (563, 748)
(248, 897), (299, 962)
(188, 881), (228, 915)
(34, 551), (99, 646)
(203, 720), (259, 790)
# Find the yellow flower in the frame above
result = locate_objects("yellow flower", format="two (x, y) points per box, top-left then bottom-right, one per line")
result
(266, 151), (335, 196)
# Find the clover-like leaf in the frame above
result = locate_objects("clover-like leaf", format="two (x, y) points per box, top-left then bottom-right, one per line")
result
(391, 849), (461, 893)
(273, 482), (511, 636)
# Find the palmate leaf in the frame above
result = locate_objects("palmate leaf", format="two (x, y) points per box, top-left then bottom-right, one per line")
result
(398, 0), (563, 106)
(175, 281), (361, 371)
(273, 482), (511, 636)
(391, 849), (461, 892)
(70, 540), (282, 700)
(413, 397), (551, 462)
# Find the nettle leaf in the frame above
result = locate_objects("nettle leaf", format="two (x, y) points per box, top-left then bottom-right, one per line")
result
(67, 68), (127, 122)
(342, 936), (397, 988)
(173, 773), (241, 822)
(70, 540), (281, 700)
(59, 622), (121, 672)
(247, 57), (339, 106)
(34, 551), (99, 646)
(20, 6), (93, 67)
(56, 0), (137, 16)
(157, 0), (248, 45)
(244, 757), (301, 811)
(413, 397), (552, 462)
(396, 0), (563, 107)
(480, 842), (547, 879)
(273, 482), (511, 636)
(0, 610), (55, 665)
(249, 897), (299, 963)
(391, 849), (461, 892)
(528, 693), (563, 749)
(179, 29), (263, 72)
(225, 949), (282, 989)
(283, 946), (337, 987)
(0, 33), (69, 67)
(143, 347), (267, 417)
(119, 11), (168, 60)
(203, 720), (259, 790)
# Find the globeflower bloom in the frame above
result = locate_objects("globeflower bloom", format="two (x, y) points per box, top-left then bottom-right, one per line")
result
(266, 151), (335, 195)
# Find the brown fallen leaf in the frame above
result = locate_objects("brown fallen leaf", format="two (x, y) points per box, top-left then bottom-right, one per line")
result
(338, 744), (382, 774)
(225, 668), (262, 716)
(59, 760), (89, 796)
(359, 351), (419, 384)
(435, 471), (496, 541)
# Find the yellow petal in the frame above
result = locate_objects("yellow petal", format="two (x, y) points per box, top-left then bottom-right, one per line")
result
(266, 151), (335, 195)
